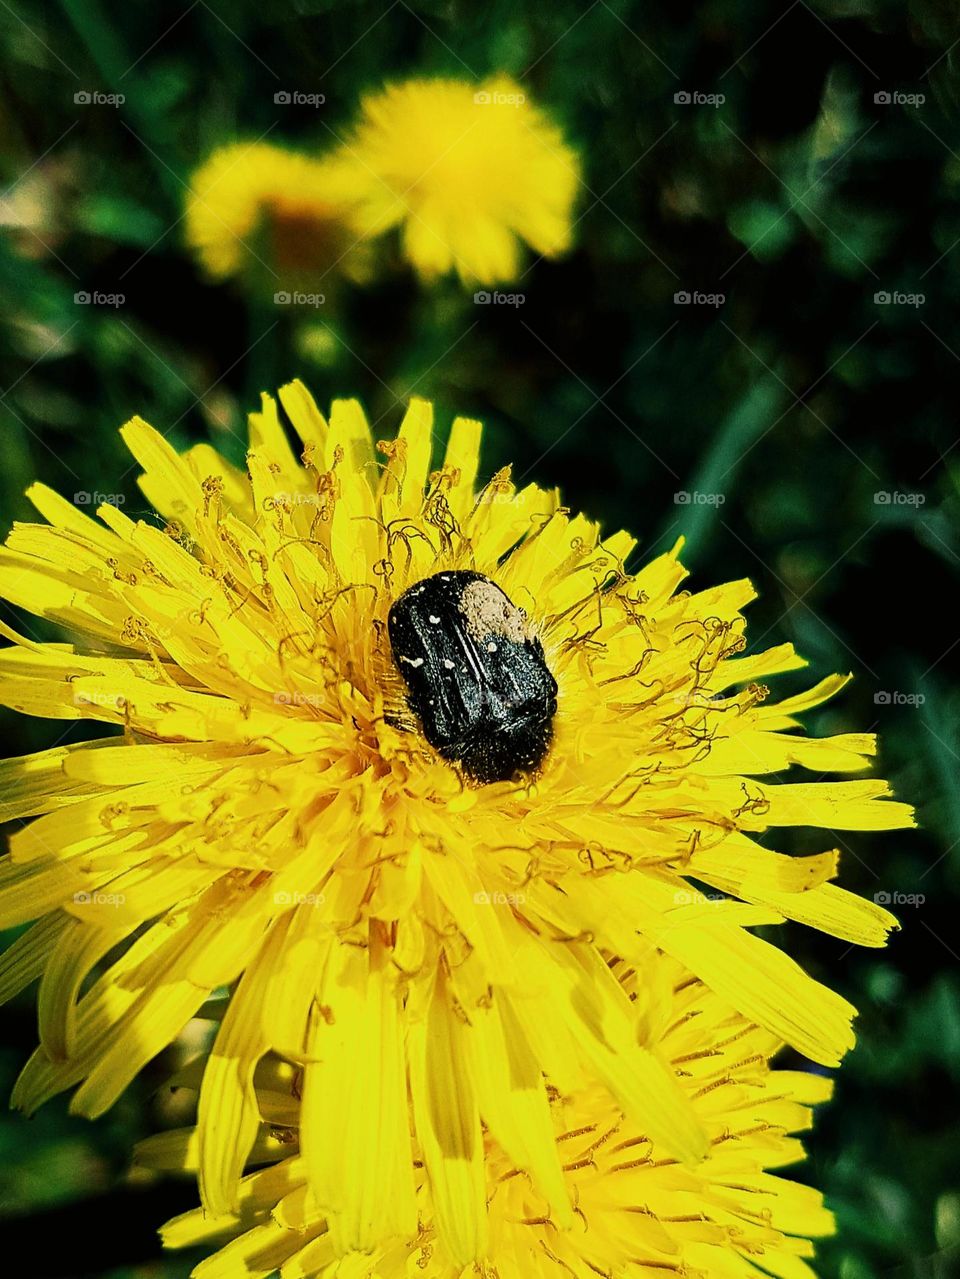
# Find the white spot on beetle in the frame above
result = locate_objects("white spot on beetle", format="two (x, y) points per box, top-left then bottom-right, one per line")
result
(443, 658), (455, 669)
(429, 615), (441, 624)
(400, 655), (425, 668)
(487, 642), (498, 653)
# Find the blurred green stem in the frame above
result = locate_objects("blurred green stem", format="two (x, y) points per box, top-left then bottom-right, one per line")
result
(663, 377), (786, 563)
(58, 0), (182, 204)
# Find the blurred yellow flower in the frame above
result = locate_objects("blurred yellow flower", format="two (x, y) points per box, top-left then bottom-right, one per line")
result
(329, 76), (581, 283)
(185, 141), (370, 284)
(141, 953), (836, 1278)
(185, 79), (579, 290)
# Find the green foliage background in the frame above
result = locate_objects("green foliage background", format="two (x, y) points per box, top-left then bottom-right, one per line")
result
(1, 2), (957, 1276)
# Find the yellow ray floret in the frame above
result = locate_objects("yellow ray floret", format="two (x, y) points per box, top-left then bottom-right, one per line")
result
(139, 954), (837, 1279)
(185, 141), (371, 283)
(0, 382), (912, 1263)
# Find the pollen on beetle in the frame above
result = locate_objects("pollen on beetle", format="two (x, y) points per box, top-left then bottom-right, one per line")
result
(460, 577), (527, 643)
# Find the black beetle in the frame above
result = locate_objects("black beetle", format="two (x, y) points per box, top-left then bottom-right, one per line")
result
(387, 570), (558, 783)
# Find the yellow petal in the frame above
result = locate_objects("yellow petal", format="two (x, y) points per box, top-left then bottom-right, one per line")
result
(300, 934), (416, 1252)
(408, 965), (487, 1265)
(198, 915), (295, 1214)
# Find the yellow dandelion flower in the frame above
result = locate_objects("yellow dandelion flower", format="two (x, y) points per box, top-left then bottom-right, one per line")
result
(141, 953), (836, 1279)
(0, 384), (911, 1262)
(185, 141), (370, 284)
(328, 76), (580, 283)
